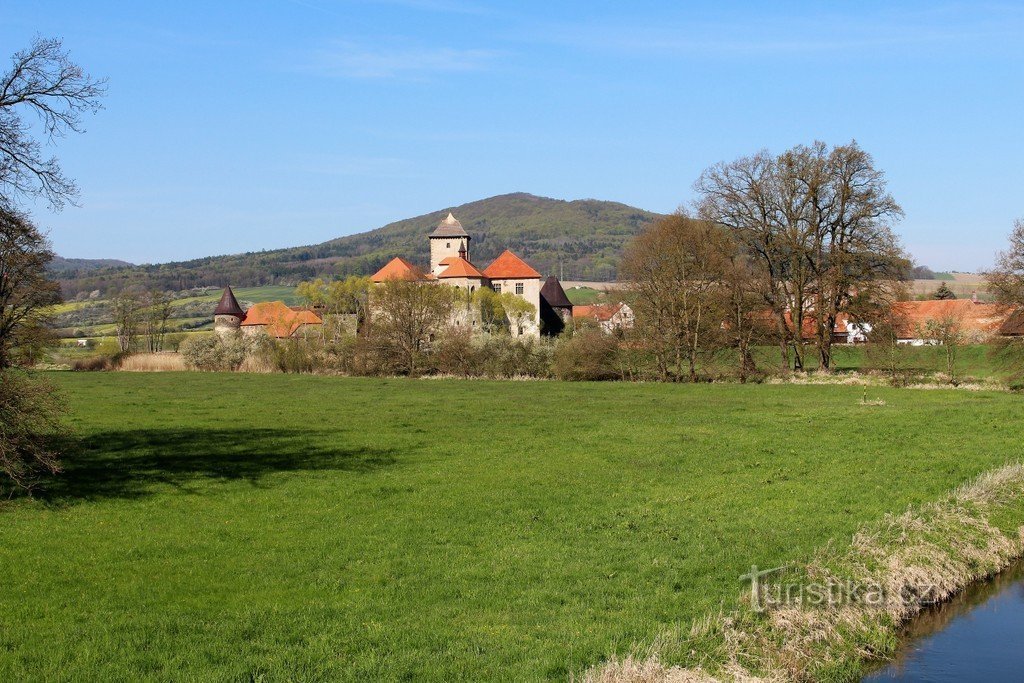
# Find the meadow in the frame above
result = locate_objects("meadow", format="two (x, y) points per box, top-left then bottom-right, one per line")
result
(1, 373), (1021, 681)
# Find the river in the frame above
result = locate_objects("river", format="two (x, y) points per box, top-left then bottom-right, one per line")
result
(863, 560), (1024, 682)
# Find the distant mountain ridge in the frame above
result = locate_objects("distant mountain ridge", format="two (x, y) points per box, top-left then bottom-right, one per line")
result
(48, 256), (133, 274)
(54, 193), (662, 296)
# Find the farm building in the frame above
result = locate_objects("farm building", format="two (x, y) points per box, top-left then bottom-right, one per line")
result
(892, 299), (1009, 345)
(998, 308), (1024, 337)
(574, 302), (634, 334)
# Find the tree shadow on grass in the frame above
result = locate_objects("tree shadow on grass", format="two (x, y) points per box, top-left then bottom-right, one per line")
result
(36, 428), (399, 505)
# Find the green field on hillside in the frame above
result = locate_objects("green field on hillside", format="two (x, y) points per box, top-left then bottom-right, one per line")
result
(1, 374), (1020, 681)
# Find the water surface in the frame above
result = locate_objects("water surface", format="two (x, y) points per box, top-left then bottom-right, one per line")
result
(863, 560), (1024, 682)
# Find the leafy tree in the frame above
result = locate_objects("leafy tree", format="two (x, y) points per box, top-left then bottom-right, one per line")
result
(932, 282), (956, 300)
(0, 37), (103, 494)
(0, 370), (67, 496)
(0, 207), (60, 368)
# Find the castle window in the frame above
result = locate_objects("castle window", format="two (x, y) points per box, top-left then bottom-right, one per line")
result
(515, 282), (524, 295)
(493, 283), (502, 294)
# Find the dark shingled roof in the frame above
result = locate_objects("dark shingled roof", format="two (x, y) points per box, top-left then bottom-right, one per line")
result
(540, 276), (572, 309)
(429, 212), (469, 238)
(999, 308), (1024, 336)
(213, 286), (244, 318)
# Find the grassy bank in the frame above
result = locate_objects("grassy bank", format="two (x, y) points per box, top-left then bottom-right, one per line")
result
(1, 374), (1021, 680)
(589, 464), (1024, 681)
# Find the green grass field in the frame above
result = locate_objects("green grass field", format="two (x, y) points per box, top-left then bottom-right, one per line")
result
(1, 374), (1021, 681)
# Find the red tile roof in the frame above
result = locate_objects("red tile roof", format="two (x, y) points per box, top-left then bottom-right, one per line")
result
(241, 301), (322, 338)
(371, 257), (428, 283)
(574, 303), (623, 322)
(482, 250), (541, 279)
(437, 256), (485, 279)
(892, 299), (1008, 337)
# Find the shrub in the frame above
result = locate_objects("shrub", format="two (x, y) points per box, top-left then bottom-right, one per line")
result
(72, 355), (115, 371)
(179, 332), (274, 372)
(0, 370), (67, 495)
(552, 330), (621, 381)
(179, 335), (224, 371)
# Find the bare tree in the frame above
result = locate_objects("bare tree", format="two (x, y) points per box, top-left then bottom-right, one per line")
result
(368, 280), (455, 375)
(0, 207), (60, 368)
(697, 141), (906, 372)
(721, 251), (773, 382)
(923, 314), (964, 384)
(989, 218), (1024, 307)
(142, 290), (174, 352)
(112, 289), (143, 353)
(1, 37), (107, 211)
(620, 213), (732, 381)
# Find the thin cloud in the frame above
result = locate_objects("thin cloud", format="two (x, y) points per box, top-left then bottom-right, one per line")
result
(303, 41), (501, 79)
(526, 5), (1024, 57)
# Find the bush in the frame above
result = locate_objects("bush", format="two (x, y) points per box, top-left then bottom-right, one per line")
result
(72, 355), (115, 371)
(553, 330), (621, 381)
(0, 370), (68, 495)
(179, 332), (275, 372)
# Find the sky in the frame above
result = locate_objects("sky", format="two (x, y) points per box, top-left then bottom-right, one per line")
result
(3, 1), (1023, 271)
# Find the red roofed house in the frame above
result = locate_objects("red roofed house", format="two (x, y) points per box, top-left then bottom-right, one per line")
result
(213, 288), (323, 339)
(574, 302), (634, 334)
(892, 298), (1009, 345)
(370, 212), (552, 337)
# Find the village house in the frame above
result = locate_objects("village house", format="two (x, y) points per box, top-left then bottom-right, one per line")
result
(573, 302), (635, 334)
(892, 298), (1008, 345)
(213, 287), (323, 338)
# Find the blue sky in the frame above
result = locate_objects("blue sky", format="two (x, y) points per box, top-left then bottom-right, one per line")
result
(3, 1), (1023, 271)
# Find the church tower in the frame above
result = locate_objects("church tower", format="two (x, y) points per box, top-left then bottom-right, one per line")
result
(429, 212), (470, 276)
(213, 286), (244, 337)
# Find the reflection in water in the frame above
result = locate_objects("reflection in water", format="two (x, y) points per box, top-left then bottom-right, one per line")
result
(863, 560), (1024, 682)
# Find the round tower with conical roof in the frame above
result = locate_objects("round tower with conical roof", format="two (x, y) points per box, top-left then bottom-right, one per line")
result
(213, 286), (244, 337)
(429, 212), (470, 276)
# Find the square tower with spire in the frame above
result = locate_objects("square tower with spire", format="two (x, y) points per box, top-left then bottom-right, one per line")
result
(429, 212), (470, 276)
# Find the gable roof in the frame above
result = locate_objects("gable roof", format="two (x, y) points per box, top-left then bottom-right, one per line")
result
(437, 256), (485, 279)
(371, 257), (428, 283)
(540, 276), (572, 308)
(999, 308), (1024, 336)
(430, 212), (469, 238)
(483, 249), (541, 279)
(213, 286), (244, 317)
(575, 303), (623, 322)
(241, 301), (323, 338)
(892, 299), (1008, 338)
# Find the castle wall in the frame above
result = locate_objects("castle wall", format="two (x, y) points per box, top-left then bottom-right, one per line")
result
(488, 277), (541, 338)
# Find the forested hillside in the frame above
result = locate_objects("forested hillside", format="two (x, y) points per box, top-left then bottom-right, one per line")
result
(55, 193), (660, 296)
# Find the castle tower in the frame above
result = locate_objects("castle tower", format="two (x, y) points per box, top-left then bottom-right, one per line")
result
(429, 212), (470, 276)
(213, 286), (244, 337)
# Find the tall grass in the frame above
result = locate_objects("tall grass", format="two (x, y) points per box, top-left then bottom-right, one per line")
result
(116, 353), (186, 372)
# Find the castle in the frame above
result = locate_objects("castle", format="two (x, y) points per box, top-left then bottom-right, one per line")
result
(213, 212), (576, 338)
(370, 212), (574, 337)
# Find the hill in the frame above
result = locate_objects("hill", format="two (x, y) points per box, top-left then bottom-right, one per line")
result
(47, 256), (133, 275)
(54, 193), (660, 296)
